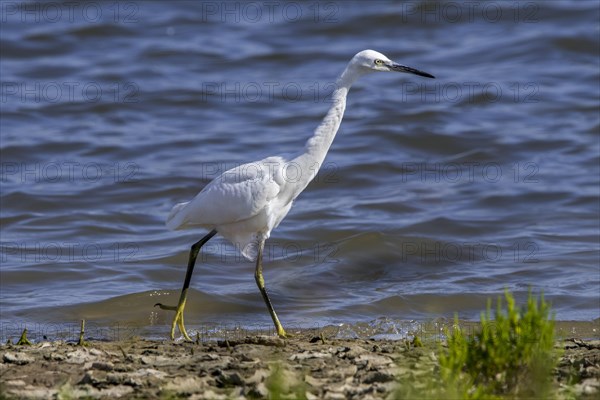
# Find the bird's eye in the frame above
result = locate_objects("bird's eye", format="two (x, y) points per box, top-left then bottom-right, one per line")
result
(374, 59), (384, 66)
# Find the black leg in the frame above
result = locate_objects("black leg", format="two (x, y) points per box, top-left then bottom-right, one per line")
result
(155, 229), (217, 340)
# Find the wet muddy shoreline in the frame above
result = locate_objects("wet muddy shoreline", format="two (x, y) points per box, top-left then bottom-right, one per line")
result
(2, 324), (599, 399)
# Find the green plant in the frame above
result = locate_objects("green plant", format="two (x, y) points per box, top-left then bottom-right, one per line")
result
(265, 362), (307, 400)
(439, 289), (558, 399)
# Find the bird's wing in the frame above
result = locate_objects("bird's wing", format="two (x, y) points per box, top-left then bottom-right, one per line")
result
(166, 156), (286, 229)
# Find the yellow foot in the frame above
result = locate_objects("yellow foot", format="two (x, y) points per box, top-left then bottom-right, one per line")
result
(154, 302), (193, 342)
(277, 326), (289, 339)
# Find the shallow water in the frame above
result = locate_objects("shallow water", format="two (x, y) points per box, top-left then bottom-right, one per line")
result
(1, 1), (599, 340)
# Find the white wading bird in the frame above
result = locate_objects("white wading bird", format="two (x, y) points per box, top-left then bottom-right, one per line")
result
(155, 50), (434, 340)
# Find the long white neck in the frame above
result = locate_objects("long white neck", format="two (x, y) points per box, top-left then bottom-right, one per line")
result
(291, 64), (366, 192)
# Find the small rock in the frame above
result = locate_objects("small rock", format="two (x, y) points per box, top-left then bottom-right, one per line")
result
(246, 368), (269, 385)
(363, 370), (394, 384)
(66, 349), (93, 364)
(215, 371), (244, 387)
(115, 364), (136, 373)
(141, 355), (182, 366)
(44, 352), (66, 361)
(3, 352), (34, 365)
(354, 353), (393, 368)
(194, 389), (228, 400)
(304, 374), (327, 387)
(141, 348), (160, 356)
(564, 341), (579, 349)
(132, 368), (168, 379)
(89, 348), (104, 356)
(306, 391), (319, 400)
(323, 391), (346, 399)
(92, 361), (114, 371)
(247, 382), (269, 398)
(9, 387), (59, 399)
(251, 335), (286, 347)
(106, 373), (125, 385)
(124, 376), (143, 387)
(586, 340), (600, 349)
(104, 372), (144, 387)
(355, 394), (377, 400)
(581, 377), (600, 388)
(343, 345), (368, 359)
(289, 351), (332, 361)
(80, 370), (107, 387)
(98, 386), (134, 398)
(379, 345), (395, 354)
(582, 383), (598, 395)
(164, 376), (205, 394)
(4, 379), (27, 386)
(238, 353), (258, 363)
(330, 364), (358, 380)
(198, 353), (220, 361)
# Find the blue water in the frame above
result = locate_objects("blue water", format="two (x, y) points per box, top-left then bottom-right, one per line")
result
(1, 1), (598, 340)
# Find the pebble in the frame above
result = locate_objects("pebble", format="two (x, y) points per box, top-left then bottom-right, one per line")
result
(3, 352), (34, 365)
(164, 376), (206, 394)
(215, 371), (244, 387)
(247, 381), (269, 398)
(5, 379), (27, 386)
(289, 351), (332, 361)
(140, 355), (183, 366)
(92, 361), (114, 371)
(363, 370), (395, 384)
(245, 368), (269, 384)
(66, 349), (94, 364)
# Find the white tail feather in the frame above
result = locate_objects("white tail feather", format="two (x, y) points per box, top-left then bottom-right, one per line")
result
(165, 201), (190, 230)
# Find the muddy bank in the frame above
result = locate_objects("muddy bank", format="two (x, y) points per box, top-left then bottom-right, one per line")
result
(1, 327), (599, 399)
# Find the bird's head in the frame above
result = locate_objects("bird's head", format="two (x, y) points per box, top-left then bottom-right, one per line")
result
(351, 49), (435, 79)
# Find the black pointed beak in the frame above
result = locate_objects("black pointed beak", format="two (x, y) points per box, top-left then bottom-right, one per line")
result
(390, 63), (435, 79)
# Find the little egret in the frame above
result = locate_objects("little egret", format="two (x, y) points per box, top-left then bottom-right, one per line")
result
(155, 49), (434, 340)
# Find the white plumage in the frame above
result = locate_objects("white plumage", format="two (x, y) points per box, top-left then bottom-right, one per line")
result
(158, 50), (434, 340)
(166, 156), (290, 260)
